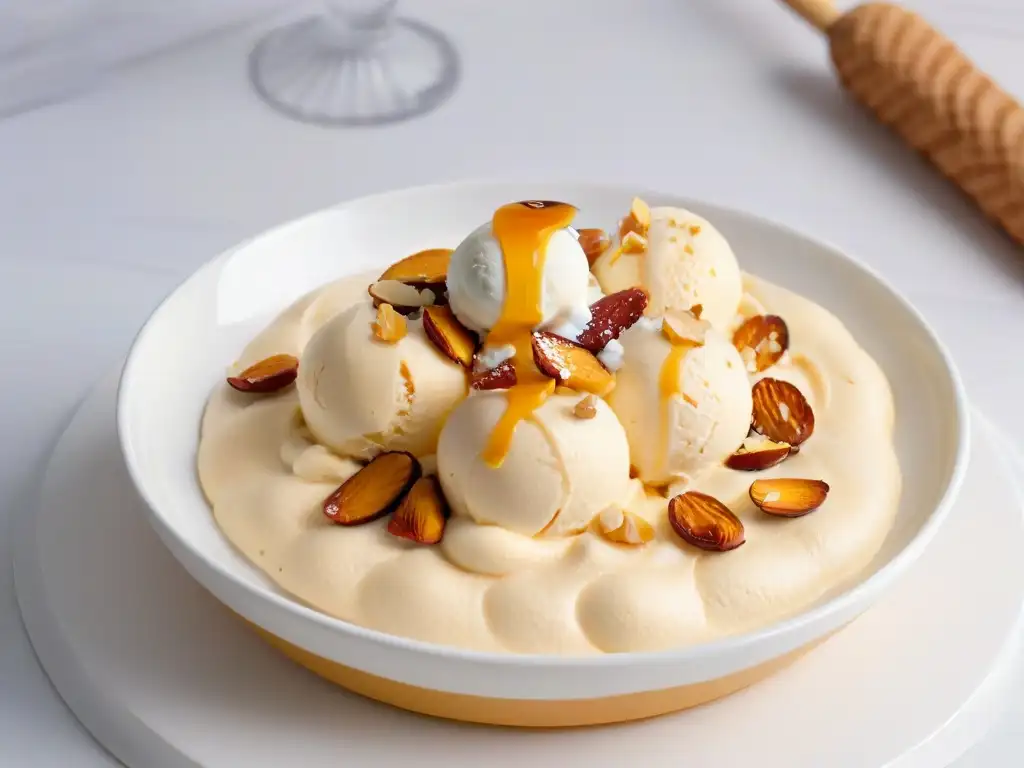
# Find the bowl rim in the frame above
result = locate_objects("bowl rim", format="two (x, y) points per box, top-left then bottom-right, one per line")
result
(116, 177), (971, 668)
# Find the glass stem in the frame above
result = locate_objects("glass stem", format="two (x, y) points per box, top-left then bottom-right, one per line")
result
(321, 0), (398, 51)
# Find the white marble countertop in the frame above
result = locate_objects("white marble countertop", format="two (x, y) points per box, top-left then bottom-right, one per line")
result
(1, 0), (1023, 764)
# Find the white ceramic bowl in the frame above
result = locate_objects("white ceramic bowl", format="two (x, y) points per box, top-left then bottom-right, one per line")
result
(117, 181), (969, 726)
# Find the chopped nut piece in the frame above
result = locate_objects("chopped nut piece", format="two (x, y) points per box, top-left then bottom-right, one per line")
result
(732, 315), (789, 373)
(577, 228), (611, 266)
(471, 359), (516, 390)
(751, 378), (815, 447)
(372, 303), (407, 343)
(532, 332), (615, 396)
(322, 452), (421, 525)
(596, 506), (655, 545)
(574, 395), (598, 419)
(620, 230), (648, 255)
(422, 305), (477, 367)
(368, 280), (436, 314)
(726, 436), (793, 471)
(388, 476), (448, 544)
(618, 197), (652, 240)
(577, 288), (649, 353)
(668, 491), (745, 552)
(662, 309), (708, 347)
(378, 247), (451, 285)
(749, 478), (829, 517)
(227, 354), (299, 393)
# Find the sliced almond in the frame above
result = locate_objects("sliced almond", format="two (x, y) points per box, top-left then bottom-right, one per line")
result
(751, 378), (815, 447)
(227, 354), (299, 393)
(577, 287), (649, 353)
(471, 359), (516, 390)
(388, 476), (448, 544)
(619, 197), (651, 240)
(532, 331), (615, 396)
(322, 451), (421, 525)
(725, 435), (793, 471)
(372, 303), (407, 343)
(368, 280), (436, 314)
(422, 305), (477, 367)
(662, 309), (708, 347)
(749, 478), (829, 517)
(732, 315), (789, 373)
(668, 491), (745, 552)
(573, 394), (598, 419)
(620, 230), (648, 255)
(577, 227), (611, 266)
(596, 506), (655, 545)
(378, 247), (451, 285)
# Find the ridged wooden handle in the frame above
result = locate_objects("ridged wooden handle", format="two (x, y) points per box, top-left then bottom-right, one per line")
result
(783, 1), (1024, 245)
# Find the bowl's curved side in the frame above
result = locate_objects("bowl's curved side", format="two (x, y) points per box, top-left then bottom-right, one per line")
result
(116, 179), (970, 703)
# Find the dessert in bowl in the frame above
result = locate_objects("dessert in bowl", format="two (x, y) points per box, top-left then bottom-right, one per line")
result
(118, 182), (967, 726)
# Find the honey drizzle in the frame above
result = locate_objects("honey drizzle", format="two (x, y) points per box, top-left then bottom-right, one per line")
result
(657, 339), (699, 478)
(481, 201), (576, 467)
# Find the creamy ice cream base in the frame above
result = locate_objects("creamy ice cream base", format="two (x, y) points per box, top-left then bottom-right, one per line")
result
(198, 266), (901, 654)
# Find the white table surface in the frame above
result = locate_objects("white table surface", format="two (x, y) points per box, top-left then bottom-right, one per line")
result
(1, 1), (1023, 764)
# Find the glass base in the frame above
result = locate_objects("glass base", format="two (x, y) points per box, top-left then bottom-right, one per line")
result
(249, 16), (460, 127)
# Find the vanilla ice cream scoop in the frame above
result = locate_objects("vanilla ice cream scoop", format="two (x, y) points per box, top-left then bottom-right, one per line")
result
(297, 302), (467, 459)
(593, 206), (743, 331)
(437, 392), (631, 537)
(446, 222), (592, 335)
(609, 318), (752, 486)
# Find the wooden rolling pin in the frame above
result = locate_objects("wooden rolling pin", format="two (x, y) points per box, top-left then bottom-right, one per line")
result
(779, 0), (1024, 245)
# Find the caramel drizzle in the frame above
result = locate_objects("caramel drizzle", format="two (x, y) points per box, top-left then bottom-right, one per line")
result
(481, 201), (576, 467)
(658, 339), (699, 478)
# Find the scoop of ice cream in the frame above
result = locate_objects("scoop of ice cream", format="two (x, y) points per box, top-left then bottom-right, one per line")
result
(436, 392), (631, 537)
(593, 207), (742, 331)
(446, 222), (592, 334)
(296, 302), (467, 459)
(608, 318), (752, 486)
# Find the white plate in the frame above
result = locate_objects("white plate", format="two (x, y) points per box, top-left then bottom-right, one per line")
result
(116, 181), (969, 703)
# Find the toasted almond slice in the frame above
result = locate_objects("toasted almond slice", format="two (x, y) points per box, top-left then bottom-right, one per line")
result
(725, 435), (793, 471)
(751, 378), (815, 447)
(620, 230), (648, 255)
(668, 491), (745, 552)
(577, 228), (611, 266)
(532, 331), (615, 396)
(368, 280), (436, 314)
(388, 476), (448, 544)
(749, 478), (829, 517)
(372, 303), (407, 343)
(662, 309), (708, 347)
(632, 197), (651, 225)
(378, 247), (451, 285)
(471, 360), (516, 390)
(596, 506), (655, 545)
(322, 451), (421, 525)
(573, 394), (598, 419)
(422, 305), (477, 367)
(577, 287), (649, 353)
(618, 197), (652, 240)
(227, 354), (299, 393)
(732, 315), (789, 373)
